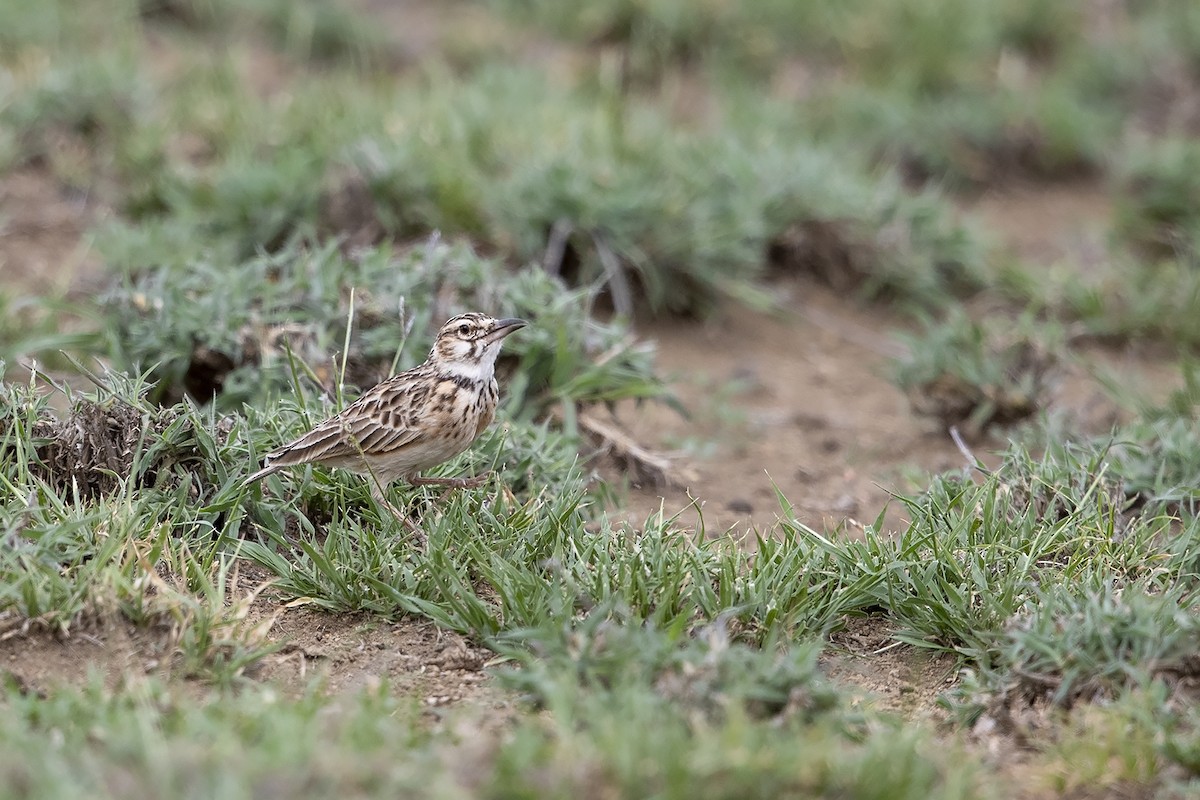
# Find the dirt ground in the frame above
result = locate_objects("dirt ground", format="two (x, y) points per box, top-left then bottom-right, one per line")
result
(0, 8), (1188, 786)
(0, 167), (106, 296)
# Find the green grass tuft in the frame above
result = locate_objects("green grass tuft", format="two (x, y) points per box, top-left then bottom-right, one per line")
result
(101, 236), (666, 414)
(891, 311), (1063, 433)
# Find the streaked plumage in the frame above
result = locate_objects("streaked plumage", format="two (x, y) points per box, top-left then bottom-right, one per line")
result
(244, 313), (527, 525)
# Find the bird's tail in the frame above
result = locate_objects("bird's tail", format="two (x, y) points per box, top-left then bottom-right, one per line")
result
(241, 460), (280, 488)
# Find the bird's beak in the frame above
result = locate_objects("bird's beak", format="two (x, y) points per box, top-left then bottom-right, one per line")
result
(486, 318), (528, 343)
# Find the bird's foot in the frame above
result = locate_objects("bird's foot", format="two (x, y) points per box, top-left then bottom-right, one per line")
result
(410, 472), (492, 490)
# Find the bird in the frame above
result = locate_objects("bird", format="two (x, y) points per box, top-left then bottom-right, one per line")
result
(243, 312), (528, 535)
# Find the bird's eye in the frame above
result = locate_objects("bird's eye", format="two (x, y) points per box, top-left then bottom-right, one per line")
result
(458, 323), (471, 336)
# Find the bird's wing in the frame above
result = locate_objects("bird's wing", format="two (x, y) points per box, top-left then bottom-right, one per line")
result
(263, 374), (429, 467)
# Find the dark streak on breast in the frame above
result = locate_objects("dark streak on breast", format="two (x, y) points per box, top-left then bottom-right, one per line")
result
(440, 372), (478, 393)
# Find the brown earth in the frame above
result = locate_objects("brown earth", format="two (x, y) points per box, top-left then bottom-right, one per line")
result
(0, 562), (504, 717)
(609, 283), (958, 537)
(0, 166), (105, 296)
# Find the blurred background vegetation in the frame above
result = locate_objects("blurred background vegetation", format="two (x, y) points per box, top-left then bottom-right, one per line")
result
(5, 0), (1200, 375)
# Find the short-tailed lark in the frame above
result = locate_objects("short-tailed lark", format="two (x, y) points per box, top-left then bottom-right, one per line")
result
(244, 313), (527, 531)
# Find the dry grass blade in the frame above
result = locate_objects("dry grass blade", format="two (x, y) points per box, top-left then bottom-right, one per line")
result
(542, 217), (574, 276)
(590, 229), (635, 318)
(567, 408), (673, 487)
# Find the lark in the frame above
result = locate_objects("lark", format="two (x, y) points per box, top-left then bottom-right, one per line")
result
(243, 313), (527, 532)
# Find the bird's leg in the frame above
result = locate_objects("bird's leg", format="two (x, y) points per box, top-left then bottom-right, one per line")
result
(369, 479), (425, 545)
(413, 473), (494, 506)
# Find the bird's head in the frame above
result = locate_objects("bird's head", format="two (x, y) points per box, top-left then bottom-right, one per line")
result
(429, 312), (527, 379)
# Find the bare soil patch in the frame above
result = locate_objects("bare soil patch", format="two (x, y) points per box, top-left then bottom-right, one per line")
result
(0, 166), (104, 296)
(256, 604), (499, 710)
(0, 616), (174, 696)
(609, 283), (1162, 539)
(611, 283), (962, 536)
(962, 177), (1114, 265)
(821, 616), (958, 721)
(0, 577), (500, 718)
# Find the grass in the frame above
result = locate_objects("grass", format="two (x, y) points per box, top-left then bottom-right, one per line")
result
(0, 294), (100, 369)
(293, 68), (991, 315)
(0, 664), (988, 800)
(1115, 137), (1200, 261)
(808, 71), (1118, 188)
(8, 349), (1198, 681)
(968, 582), (1200, 705)
(488, 0), (1200, 192)
(487, 0), (1086, 91)
(2, 362), (999, 796)
(100, 235), (665, 413)
(1030, 685), (1178, 794)
(5, 0), (999, 320)
(9, 353), (1200, 793)
(890, 310), (1063, 433)
(0, 677), (436, 798)
(1001, 254), (1200, 348)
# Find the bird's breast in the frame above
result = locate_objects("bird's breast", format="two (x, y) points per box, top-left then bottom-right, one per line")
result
(473, 379), (499, 439)
(427, 374), (498, 444)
